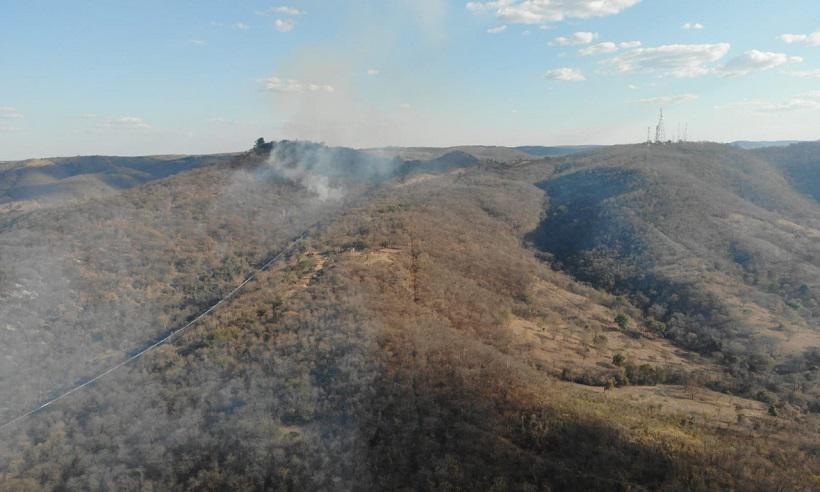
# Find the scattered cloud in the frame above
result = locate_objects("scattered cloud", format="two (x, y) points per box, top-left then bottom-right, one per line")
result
(487, 25), (508, 34)
(580, 41), (618, 55)
(257, 6), (305, 16)
(717, 50), (802, 77)
(682, 22), (704, 30)
(788, 68), (820, 78)
(105, 116), (151, 130)
(189, 39), (207, 45)
(0, 107), (23, 119)
(550, 31), (597, 46)
(367, 68), (380, 76)
(544, 67), (586, 81)
(724, 91), (820, 113)
(274, 19), (295, 32)
(0, 124), (19, 133)
(636, 93), (698, 105)
(522, 30), (531, 36)
(780, 31), (820, 47)
(579, 40), (640, 56)
(264, 76), (335, 93)
(627, 84), (639, 90)
(466, 0), (641, 25)
(603, 43), (730, 78)
(234, 22), (250, 30)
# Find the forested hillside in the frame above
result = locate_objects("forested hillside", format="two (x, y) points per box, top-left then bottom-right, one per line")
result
(524, 143), (820, 411)
(756, 141), (820, 203)
(0, 142), (818, 490)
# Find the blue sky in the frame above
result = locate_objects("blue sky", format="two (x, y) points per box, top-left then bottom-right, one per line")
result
(1, 0), (819, 159)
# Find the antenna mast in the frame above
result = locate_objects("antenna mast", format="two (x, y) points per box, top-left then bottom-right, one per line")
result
(655, 108), (666, 143)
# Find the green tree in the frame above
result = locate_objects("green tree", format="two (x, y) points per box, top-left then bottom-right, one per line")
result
(614, 314), (629, 330)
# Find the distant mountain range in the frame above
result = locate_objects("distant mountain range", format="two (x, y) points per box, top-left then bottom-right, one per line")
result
(729, 140), (805, 149)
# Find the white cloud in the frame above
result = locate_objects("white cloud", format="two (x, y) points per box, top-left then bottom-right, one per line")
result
(544, 67), (586, 81)
(264, 76), (335, 93)
(551, 31), (597, 45)
(487, 25), (508, 34)
(258, 6), (305, 16)
(636, 93), (698, 105)
(579, 40), (640, 56)
(466, 0), (641, 25)
(682, 22), (704, 30)
(105, 116), (151, 130)
(725, 91), (820, 113)
(367, 68), (380, 76)
(522, 29), (531, 36)
(604, 43), (730, 77)
(234, 22), (250, 30)
(274, 18), (295, 32)
(0, 107), (23, 119)
(717, 50), (802, 77)
(189, 39), (207, 45)
(627, 84), (639, 90)
(579, 41), (617, 55)
(0, 124), (19, 133)
(788, 68), (820, 78)
(780, 31), (820, 47)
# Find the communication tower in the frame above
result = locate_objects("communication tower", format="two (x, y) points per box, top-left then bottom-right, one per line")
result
(655, 108), (666, 143)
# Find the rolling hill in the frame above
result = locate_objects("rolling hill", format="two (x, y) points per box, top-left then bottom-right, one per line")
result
(0, 154), (237, 211)
(0, 141), (817, 490)
(756, 140), (820, 203)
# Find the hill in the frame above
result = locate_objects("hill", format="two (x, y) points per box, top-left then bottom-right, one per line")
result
(515, 145), (602, 157)
(730, 140), (804, 150)
(0, 154), (237, 211)
(362, 145), (534, 163)
(523, 142), (820, 409)
(0, 141), (817, 490)
(755, 140), (820, 203)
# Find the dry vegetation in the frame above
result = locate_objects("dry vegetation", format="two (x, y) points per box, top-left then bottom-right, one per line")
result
(0, 141), (818, 490)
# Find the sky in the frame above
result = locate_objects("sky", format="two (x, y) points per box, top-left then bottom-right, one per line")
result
(1, 0), (819, 159)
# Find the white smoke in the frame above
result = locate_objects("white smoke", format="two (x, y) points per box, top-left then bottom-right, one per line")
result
(264, 140), (401, 201)
(267, 154), (346, 201)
